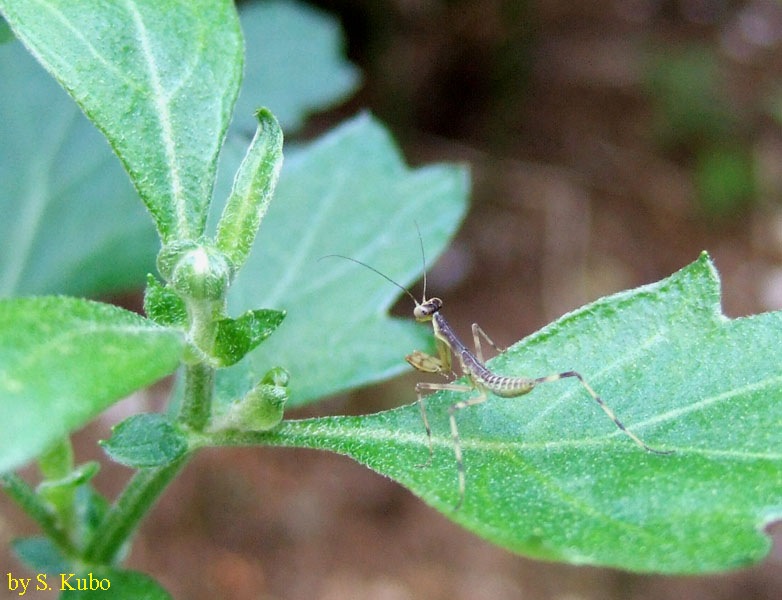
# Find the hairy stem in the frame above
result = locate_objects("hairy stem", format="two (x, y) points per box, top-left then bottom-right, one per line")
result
(83, 459), (187, 565)
(179, 362), (215, 431)
(0, 473), (77, 556)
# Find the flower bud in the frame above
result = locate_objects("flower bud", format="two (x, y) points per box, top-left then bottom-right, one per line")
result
(159, 243), (232, 301)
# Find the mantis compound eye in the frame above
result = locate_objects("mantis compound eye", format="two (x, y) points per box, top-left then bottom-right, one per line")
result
(414, 298), (442, 321)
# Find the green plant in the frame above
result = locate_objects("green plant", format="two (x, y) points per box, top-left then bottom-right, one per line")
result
(0, 2), (780, 597)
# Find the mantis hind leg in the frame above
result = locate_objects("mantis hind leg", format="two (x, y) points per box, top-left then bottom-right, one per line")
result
(534, 371), (673, 455)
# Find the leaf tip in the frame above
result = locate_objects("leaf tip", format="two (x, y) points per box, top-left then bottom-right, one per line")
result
(695, 249), (722, 288)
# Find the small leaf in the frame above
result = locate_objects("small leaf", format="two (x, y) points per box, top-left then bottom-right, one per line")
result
(0, 0), (243, 242)
(37, 461), (99, 500)
(35, 461), (99, 531)
(213, 309), (286, 367)
(241, 254), (782, 573)
(12, 536), (70, 574)
(58, 568), (172, 599)
(143, 275), (187, 327)
(211, 367), (289, 432)
(216, 108), (284, 270)
(0, 297), (184, 473)
(37, 438), (74, 481)
(233, 0), (360, 133)
(100, 414), (188, 468)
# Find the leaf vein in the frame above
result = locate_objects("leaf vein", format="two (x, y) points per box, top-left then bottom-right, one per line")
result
(29, 0), (141, 90)
(124, 0), (186, 236)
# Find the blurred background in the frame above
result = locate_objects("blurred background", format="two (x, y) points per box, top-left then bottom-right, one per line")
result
(3, 0), (782, 598)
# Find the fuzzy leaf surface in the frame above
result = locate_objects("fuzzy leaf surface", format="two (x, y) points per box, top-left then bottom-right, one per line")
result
(0, 0), (242, 242)
(216, 108), (283, 270)
(213, 309), (286, 367)
(100, 414), (188, 468)
(0, 298), (184, 473)
(222, 114), (469, 406)
(143, 275), (187, 327)
(231, 254), (782, 573)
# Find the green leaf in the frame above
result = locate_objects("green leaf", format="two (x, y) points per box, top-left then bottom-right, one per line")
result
(37, 438), (74, 480)
(223, 114), (468, 406)
(0, 0), (242, 242)
(100, 414), (188, 468)
(213, 309), (286, 367)
(0, 41), (157, 297)
(35, 460), (99, 537)
(58, 568), (171, 599)
(37, 461), (99, 501)
(1, 1), (360, 300)
(210, 367), (289, 432)
(234, 254), (782, 573)
(216, 108), (283, 270)
(12, 536), (70, 574)
(143, 275), (187, 327)
(234, 0), (360, 133)
(74, 484), (110, 541)
(0, 15), (12, 43)
(0, 297), (184, 473)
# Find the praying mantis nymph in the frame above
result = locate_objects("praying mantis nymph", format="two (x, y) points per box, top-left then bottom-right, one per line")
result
(324, 241), (673, 509)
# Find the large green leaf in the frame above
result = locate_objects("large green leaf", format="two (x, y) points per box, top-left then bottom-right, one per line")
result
(0, 41), (157, 297)
(0, 297), (184, 473)
(0, 0), (242, 242)
(223, 114), (469, 406)
(0, 15), (12, 43)
(225, 254), (782, 573)
(233, 0), (360, 134)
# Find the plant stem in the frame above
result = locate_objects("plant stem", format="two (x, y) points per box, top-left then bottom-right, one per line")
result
(178, 290), (221, 431)
(84, 355), (213, 564)
(0, 473), (77, 557)
(179, 362), (215, 430)
(83, 459), (187, 564)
